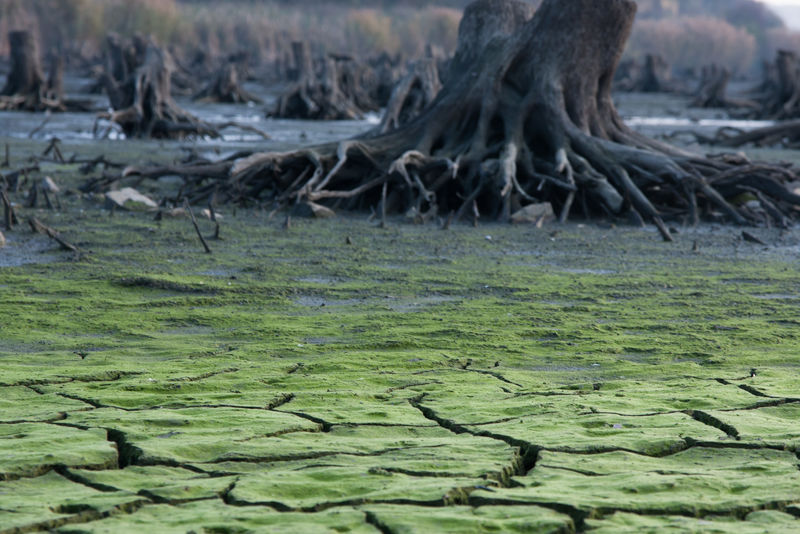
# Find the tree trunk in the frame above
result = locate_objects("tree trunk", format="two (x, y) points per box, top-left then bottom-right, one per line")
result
(0, 31), (92, 112)
(638, 54), (672, 93)
(749, 50), (800, 120)
(128, 0), (800, 234)
(99, 34), (219, 139)
(0, 31), (51, 111)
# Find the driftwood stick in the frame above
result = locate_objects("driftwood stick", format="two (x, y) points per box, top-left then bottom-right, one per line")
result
(2, 144), (9, 168)
(42, 188), (54, 210)
(26, 184), (38, 208)
(29, 114), (51, 139)
(28, 217), (80, 254)
(442, 210), (454, 230)
(184, 199), (212, 254)
(2, 191), (13, 230)
(208, 197), (221, 240)
(379, 181), (388, 228)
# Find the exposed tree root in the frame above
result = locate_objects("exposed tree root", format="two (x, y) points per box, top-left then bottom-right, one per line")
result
(106, 0), (800, 236)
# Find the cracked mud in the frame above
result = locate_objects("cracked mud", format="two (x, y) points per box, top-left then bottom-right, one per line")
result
(2, 139), (800, 532)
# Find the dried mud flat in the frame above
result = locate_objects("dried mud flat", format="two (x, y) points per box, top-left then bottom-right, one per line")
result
(1, 128), (800, 533)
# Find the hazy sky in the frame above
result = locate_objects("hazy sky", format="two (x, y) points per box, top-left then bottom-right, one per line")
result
(765, 1), (800, 5)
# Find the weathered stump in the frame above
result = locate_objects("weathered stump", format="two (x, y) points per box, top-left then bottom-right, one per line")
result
(194, 62), (261, 104)
(638, 54), (672, 93)
(271, 42), (383, 120)
(691, 65), (759, 112)
(98, 34), (219, 139)
(1, 31), (63, 111)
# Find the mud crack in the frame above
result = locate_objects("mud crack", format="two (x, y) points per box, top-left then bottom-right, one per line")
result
(106, 428), (143, 468)
(0, 498), (148, 534)
(168, 367), (240, 382)
(409, 394), (539, 484)
(365, 511), (396, 534)
(687, 410), (740, 440)
(274, 410), (333, 432)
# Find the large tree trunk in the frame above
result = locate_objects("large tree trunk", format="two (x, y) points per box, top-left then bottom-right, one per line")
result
(125, 0), (800, 234)
(0, 31), (91, 112)
(0, 31), (56, 111)
(1, 31), (44, 98)
(99, 34), (219, 139)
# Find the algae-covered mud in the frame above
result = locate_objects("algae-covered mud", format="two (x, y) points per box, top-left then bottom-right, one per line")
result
(1, 132), (800, 533)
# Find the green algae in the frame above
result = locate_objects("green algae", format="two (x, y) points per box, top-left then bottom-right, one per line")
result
(65, 407), (322, 464)
(586, 511), (800, 533)
(0, 423), (118, 480)
(0, 471), (144, 533)
(65, 465), (237, 503)
(363, 504), (574, 533)
(471, 447), (800, 516)
(0, 386), (92, 422)
(52, 501), (376, 533)
(1, 139), (800, 531)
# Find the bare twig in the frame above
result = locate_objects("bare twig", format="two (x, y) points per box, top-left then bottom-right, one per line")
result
(184, 199), (212, 254)
(2, 190), (14, 230)
(29, 113), (51, 139)
(28, 217), (80, 255)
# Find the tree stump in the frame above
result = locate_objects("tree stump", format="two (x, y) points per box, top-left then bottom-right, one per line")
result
(194, 62), (261, 104)
(637, 54), (672, 93)
(1, 31), (63, 111)
(126, 0), (800, 233)
(98, 34), (219, 139)
(749, 50), (800, 120)
(691, 65), (759, 113)
(271, 42), (382, 120)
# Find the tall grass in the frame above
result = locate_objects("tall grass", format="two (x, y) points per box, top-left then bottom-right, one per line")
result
(0, 0), (181, 56)
(0, 0), (460, 62)
(627, 16), (757, 74)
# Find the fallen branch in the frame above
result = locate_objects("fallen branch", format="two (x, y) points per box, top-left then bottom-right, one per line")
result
(28, 217), (80, 255)
(184, 199), (212, 254)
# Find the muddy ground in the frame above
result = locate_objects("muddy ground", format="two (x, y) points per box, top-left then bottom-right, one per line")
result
(1, 92), (800, 533)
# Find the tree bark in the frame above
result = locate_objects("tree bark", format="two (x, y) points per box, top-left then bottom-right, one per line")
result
(127, 0), (800, 234)
(375, 58), (442, 135)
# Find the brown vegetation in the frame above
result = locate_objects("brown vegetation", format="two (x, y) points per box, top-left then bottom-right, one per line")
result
(627, 16), (756, 75)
